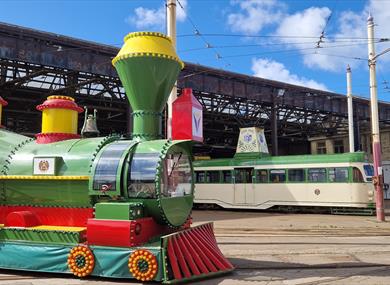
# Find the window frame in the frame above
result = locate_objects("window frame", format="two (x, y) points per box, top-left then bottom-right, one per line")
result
(269, 169), (286, 183)
(221, 170), (233, 184)
(327, 167), (349, 183)
(287, 168), (306, 183)
(307, 168), (328, 183)
(256, 169), (269, 183)
(207, 170), (221, 184)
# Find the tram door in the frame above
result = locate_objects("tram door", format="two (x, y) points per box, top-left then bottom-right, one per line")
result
(234, 168), (255, 204)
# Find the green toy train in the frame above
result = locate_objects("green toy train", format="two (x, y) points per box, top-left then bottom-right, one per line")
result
(0, 32), (233, 283)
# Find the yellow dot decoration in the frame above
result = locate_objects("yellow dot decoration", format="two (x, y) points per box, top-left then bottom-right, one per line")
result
(128, 249), (158, 281)
(67, 245), (95, 278)
(47, 95), (75, 101)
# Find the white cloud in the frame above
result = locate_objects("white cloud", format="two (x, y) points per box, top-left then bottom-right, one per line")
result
(275, 1), (390, 72)
(252, 58), (328, 90)
(127, 0), (187, 30)
(227, 0), (285, 34)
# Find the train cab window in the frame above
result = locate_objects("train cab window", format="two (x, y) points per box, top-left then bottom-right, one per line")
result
(352, 167), (364, 183)
(270, 169), (286, 183)
(256, 170), (268, 183)
(208, 171), (220, 183)
(328, 167), (348, 183)
(288, 169), (305, 182)
(234, 168), (253, 183)
(222, 170), (232, 183)
(160, 151), (192, 197)
(308, 168), (326, 182)
(195, 171), (206, 183)
(128, 153), (160, 198)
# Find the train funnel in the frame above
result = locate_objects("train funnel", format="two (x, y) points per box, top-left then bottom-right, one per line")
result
(112, 32), (184, 140)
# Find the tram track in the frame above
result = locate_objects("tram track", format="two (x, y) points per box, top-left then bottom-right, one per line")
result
(214, 228), (390, 237)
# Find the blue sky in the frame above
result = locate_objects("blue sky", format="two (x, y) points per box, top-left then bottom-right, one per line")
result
(0, 0), (390, 100)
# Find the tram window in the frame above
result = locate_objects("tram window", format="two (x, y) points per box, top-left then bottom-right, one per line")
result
(196, 171), (206, 183)
(256, 170), (268, 183)
(208, 171), (220, 183)
(328, 167), (348, 182)
(353, 167), (364, 183)
(234, 168), (253, 183)
(288, 169), (305, 182)
(364, 164), (374, 177)
(308, 168), (326, 182)
(270, 169), (286, 183)
(222, 170), (232, 183)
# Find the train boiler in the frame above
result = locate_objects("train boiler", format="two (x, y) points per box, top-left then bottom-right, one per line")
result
(0, 32), (233, 283)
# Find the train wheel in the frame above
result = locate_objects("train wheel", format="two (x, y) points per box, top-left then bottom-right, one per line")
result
(128, 249), (158, 281)
(67, 245), (95, 277)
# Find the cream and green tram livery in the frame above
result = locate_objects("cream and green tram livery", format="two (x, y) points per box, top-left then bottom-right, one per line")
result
(193, 152), (375, 213)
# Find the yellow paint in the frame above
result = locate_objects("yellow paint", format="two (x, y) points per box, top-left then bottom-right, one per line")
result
(30, 225), (86, 232)
(0, 175), (89, 180)
(42, 108), (78, 134)
(112, 31), (184, 68)
(47, 95), (75, 101)
(0, 224), (4, 228)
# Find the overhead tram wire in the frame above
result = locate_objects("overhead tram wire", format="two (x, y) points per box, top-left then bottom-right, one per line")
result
(176, 0), (232, 69)
(178, 39), (378, 53)
(315, 12), (332, 48)
(177, 33), (390, 41)
(218, 41), (384, 59)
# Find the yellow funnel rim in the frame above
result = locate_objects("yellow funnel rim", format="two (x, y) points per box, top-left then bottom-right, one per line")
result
(123, 31), (171, 42)
(112, 31), (184, 69)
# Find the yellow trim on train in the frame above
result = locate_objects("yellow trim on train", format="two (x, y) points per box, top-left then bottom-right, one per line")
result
(30, 225), (86, 232)
(0, 175), (89, 180)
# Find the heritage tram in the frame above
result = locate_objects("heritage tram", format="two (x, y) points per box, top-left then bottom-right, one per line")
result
(194, 127), (376, 214)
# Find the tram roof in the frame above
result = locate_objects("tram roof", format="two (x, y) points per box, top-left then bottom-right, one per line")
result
(193, 152), (368, 168)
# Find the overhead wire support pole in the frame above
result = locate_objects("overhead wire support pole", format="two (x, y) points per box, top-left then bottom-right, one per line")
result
(367, 14), (385, 222)
(346, 65), (354, 153)
(166, 0), (177, 139)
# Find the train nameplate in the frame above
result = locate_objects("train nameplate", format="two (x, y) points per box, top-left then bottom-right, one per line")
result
(33, 157), (57, 175)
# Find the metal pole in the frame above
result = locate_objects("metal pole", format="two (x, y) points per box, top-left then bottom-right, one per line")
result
(271, 93), (278, 156)
(166, 0), (177, 139)
(346, 65), (354, 152)
(367, 14), (385, 221)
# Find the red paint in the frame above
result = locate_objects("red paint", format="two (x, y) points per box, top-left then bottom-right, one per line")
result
(167, 238), (182, 280)
(171, 236), (191, 278)
(0, 97), (8, 106)
(172, 88), (203, 142)
(36, 98), (83, 113)
(5, 211), (41, 227)
(0, 206), (93, 227)
(87, 217), (168, 247)
(35, 132), (81, 144)
(175, 233), (200, 275)
(373, 141), (385, 221)
(180, 232), (208, 274)
(191, 229), (227, 270)
(183, 230), (217, 272)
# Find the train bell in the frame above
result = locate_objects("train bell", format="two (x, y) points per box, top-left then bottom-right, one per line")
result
(81, 108), (99, 138)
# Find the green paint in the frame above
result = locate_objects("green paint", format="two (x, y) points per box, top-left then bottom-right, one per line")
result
(194, 152), (368, 168)
(0, 130), (31, 170)
(3, 180), (90, 207)
(95, 202), (143, 220)
(114, 57), (181, 140)
(1, 136), (116, 207)
(0, 227), (86, 244)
